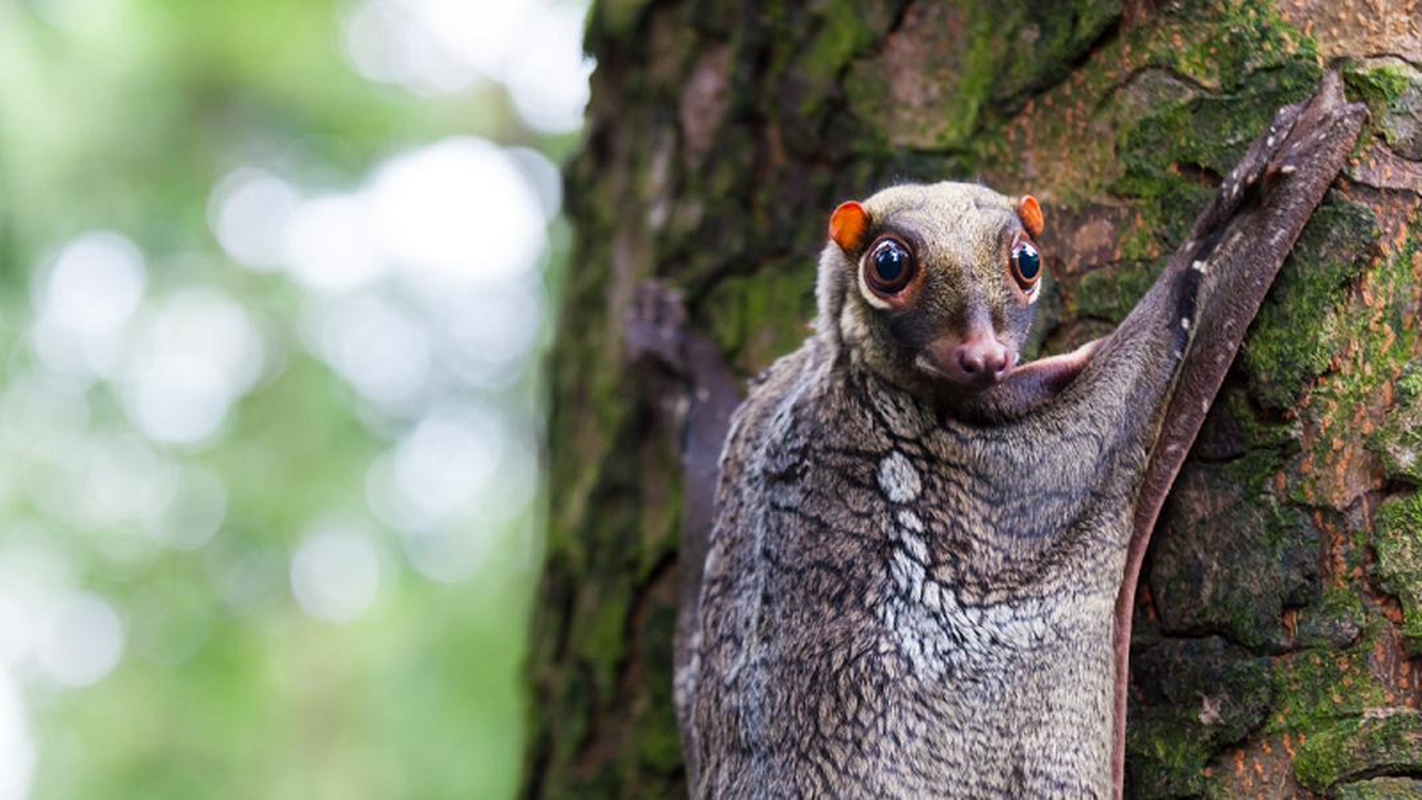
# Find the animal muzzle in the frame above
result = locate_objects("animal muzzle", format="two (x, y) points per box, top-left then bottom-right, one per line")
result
(918, 330), (1015, 389)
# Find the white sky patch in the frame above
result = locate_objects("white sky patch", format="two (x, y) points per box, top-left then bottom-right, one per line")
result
(395, 525), (491, 584)
(29, 232), (146, 380)
(366, 455), (503, 585)
(121, 356), (230, 445)
(0, 666), (34, 800)
(278, 138), (553, 413)
(471, 429), (539, 526)
(209, 167), (300, 271)
(313, 292), (433, 408)
(501, 3), (594, 132)
(342, 0), (475, 95)
(290, 524), (382, 623)
(118, 289), (265, 445)
(35, 592), (125, 688)
(72, 436), (176, 540)
(405, 0), (537, 75)
(283, 192), (385, 291)
(369, 137), (547, 285)
(365, 404), (536, 583)
(444, 280), (543, 384)
(389, 405), (503, 529)
(506, 146), (564, 219)
(0, 599), (26, 668)
(0, 537), (76, 672)
(275, 137), (552, 293)
(340, 0), (593, 132)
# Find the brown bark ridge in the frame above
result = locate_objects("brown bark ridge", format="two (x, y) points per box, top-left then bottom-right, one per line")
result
(527, 1), (1422, 797)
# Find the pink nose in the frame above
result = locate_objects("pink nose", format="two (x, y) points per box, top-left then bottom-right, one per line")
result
(920, 330), (1015, 389)
(955, 335), (1010, 382)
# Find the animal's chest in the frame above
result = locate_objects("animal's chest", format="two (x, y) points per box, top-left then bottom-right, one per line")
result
(692, 386), (1127, 797)
(754, 436), (1123, 691)
(727, 447), (1122, 797)
(767, 425), (1121, 588)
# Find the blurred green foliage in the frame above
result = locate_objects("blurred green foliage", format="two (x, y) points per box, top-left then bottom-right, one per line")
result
(0, 1), (580, 798)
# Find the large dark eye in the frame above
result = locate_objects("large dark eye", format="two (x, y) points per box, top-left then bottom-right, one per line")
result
(1010, 236), (1042, 293)
(866, 237), (915, 295)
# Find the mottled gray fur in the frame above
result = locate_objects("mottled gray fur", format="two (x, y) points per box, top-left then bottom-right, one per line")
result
(672, 75), (1365, 799)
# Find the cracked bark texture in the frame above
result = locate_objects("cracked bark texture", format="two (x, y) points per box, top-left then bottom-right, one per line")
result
(526, 1), (1422, 797)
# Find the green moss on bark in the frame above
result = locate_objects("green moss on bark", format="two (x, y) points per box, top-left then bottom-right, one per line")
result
(1374, 492), (1422, 655)
(1292, 213), (1420, 507)
(1342, 61), (1422, 158)
(1294, 711), (1422, 793)
(1150, 450), (1317, 653)
(1295, 586), (1367, 650)
(1372, 359), (1422, 487)
(1267, 631), (1388, 736)
(1126, 636), (1271, 798)
(1336, 776), (1422, 799)
(1070, 261), (1161, 324)
(844, 0), (1120, 151)
(698, 261), (818, 375)
(1242, 198), (1379, 410)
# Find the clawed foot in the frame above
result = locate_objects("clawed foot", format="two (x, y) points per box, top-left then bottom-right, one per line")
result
(626, 280), (694, 376)
(1191, 71), (1367, 250)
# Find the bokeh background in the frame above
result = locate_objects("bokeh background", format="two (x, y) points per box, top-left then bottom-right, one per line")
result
(0, 0), (589, 797)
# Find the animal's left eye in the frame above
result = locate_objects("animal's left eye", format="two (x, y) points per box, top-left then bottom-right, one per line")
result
(866, 237), (916, 295)
(1010, 236), (1042, 293)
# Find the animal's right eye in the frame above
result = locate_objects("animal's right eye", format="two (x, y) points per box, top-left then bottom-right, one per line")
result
(866, 237), (916, 296)
(1009, 234), (1042, 294)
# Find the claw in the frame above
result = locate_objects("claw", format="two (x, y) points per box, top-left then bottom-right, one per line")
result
(626, 281), (692, 374)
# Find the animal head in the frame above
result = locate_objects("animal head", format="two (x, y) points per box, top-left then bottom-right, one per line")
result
(816, 181), (1045, 403)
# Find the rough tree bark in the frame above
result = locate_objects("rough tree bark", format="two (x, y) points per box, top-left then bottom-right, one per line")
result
(526, 1), (1422, 796)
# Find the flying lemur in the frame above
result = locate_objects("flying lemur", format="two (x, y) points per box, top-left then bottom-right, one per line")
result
(628, 73), (1364, 798)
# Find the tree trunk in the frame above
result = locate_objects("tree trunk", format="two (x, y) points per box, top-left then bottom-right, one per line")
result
(526, 1), (1422, 796)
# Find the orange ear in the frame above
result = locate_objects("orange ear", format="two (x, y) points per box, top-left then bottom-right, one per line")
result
(828, 201), (869, 253)
(1017, 195), (1044, 239)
